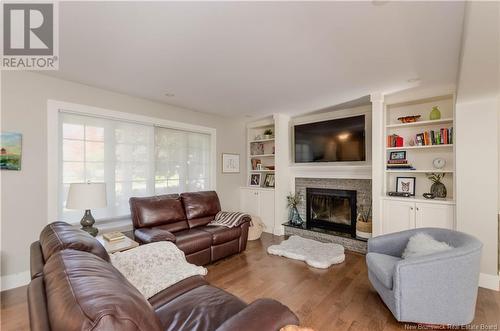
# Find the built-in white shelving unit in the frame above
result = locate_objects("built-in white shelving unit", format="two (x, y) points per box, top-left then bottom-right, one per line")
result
(383, 94), (455, 200)
(246, 118), (276, 189)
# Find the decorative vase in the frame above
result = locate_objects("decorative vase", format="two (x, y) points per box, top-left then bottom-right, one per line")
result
(430, 181), (447, 198)
(429, 106), (441, 120)
(289, 206), (303, 226)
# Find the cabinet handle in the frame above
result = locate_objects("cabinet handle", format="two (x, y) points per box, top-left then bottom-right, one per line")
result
(416, 207), (419, 211)
(410, 207), (414, 211)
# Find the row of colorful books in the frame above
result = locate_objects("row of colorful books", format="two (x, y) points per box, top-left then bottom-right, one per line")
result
(415, 127), (453, 146)
(387, 134), (404, 147)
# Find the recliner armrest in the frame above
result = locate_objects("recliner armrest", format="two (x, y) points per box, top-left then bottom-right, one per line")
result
(215, 298), (299, 331)
(134, 228), (176, 244)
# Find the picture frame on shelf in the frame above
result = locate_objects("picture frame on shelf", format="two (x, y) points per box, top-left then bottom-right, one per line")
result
(250, 142), (264, 156)
(264, 173), (275, 188)
(251, 159), (261, 170)
(396, 176), (416, 196)
(249, 173), (261, 187)
(389, 151), (406, 161)
(221, 153), (240, 173)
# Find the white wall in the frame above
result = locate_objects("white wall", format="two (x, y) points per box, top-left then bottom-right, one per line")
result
(0, 71), (246, 289)
(455, 1), (500, 288)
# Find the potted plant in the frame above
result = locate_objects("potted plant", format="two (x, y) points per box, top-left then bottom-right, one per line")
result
(286, 192), (303, 226)
(263, 128), (273, 139)
(355, 204), (372, 240)
(427, 173), (447, 198)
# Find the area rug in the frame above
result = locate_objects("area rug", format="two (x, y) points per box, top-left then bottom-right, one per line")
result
(267, 235), (345, 269)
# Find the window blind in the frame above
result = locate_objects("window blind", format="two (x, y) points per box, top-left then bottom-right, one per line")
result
(59, 112), (212, 223)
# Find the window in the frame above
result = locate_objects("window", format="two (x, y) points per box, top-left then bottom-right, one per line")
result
(59, 112), (213, 223)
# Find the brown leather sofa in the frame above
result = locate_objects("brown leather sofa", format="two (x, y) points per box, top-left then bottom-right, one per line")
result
(130, 191), (251, 265)
(28, 222), (299, 331)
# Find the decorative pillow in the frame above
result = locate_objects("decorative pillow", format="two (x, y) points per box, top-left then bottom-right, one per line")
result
(110, 241), (207, 299)
(402, 233), (453, 259)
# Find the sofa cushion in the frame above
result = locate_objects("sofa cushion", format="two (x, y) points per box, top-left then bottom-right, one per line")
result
(175, 229), (213, 255)
(155, 285), (247, 331)
(39, 221), (110, 262)
(181, 191), (221, 220)
(130, 194), (186, 228)
(43, 249), (162, 331)
(201, 226), (242, 245)
(366, 252), (401, 289)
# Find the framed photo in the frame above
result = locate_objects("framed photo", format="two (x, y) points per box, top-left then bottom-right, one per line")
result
(249, 173), (261, 187)
(0, 132), (22, 171)
(250, 142), (264, 156)
(264, 173), (275, 187)
(396, 177), (416, 196)
(222, 153), (240, 173)
(389, 151), (406, 161)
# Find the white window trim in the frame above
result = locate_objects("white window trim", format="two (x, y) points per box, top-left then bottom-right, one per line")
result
(47, 100), (217, 227)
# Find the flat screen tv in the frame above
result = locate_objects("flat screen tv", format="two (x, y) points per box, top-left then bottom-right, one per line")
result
(294, 115), (366, 163)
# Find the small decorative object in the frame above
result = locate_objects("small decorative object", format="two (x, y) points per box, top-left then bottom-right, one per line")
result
(66, 182), (107, 236)
(286, 192), (303, 226)
(250, 142), (264, 156)
(0, 132), (22, 170)
(222, 153), (240, 173)
(254, 134), (262, 141)
(389, 150), (406, 161)
(264, 173), (275, 187)
(256, 163), (263, 170)
(249, 173), (261, 187)
(427, 173), (447, 198)
(263, 128), (273, 139)
(432, 157), (446, 169)
(396, 177), (416, 196)
(355, 204), (373, 240)
(423, 193), (436, 199)
(251, 159), (261, 170)
(397, 115), (421, 123)
(408, 138), (416, 146)
(429, 106), (441, 120)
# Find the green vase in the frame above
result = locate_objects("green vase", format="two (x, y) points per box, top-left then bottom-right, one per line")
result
(430, 106), (441, 120)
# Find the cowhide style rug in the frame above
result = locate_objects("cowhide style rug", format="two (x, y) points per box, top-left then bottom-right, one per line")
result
(267, 235), (345, 269)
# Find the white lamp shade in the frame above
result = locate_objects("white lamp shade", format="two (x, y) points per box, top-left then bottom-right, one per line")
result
(66, 183), (107, 210)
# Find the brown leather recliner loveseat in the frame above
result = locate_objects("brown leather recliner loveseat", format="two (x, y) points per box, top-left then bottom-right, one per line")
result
(130, 191), (250, 265)
(28, 221), (299, 331)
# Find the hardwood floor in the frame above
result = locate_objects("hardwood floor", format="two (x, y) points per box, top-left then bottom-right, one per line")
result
(2, 233), (499, 331)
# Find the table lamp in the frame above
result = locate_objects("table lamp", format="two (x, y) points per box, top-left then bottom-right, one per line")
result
(66, 182), (107, 237)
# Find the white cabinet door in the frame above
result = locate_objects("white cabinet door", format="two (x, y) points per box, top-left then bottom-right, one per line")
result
(415, 202), (454, 229)
(240, 189), (260, 216)
(382, 200), (415, 234)
(259, 190), (275, 234)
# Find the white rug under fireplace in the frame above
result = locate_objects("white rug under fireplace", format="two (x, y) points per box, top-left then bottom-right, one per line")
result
(267, 235), (345, 269)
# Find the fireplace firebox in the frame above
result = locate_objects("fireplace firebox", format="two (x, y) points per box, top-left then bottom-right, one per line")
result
(306, 187), (357, 237)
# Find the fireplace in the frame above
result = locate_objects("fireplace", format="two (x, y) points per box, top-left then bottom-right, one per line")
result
(306, 187), (357, 237)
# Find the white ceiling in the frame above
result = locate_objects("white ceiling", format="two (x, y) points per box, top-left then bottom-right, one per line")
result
(46, 1), (465, 117)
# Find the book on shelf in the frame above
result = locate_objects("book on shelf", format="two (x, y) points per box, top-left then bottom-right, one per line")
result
(386, 164), (415, 170)
(415, 127), (453, 146)
(387, 159), (408, 164)
(103, 232), (126, 242)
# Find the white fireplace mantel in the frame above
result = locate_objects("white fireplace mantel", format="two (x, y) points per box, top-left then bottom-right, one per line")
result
(289, 164), (372, 180)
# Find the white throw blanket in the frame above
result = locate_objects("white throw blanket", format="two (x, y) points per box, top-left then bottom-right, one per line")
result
(110, 241), (207, 299)
(208, 211), (251, 228)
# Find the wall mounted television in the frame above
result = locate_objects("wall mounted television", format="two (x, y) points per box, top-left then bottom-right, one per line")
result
(294, 115), (366, 163)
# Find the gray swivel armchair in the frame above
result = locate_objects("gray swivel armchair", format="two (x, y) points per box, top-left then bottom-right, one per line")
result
(366, 228), (482, 325)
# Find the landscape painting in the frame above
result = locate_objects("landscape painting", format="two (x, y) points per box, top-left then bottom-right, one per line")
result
(0, 133), (22, 170)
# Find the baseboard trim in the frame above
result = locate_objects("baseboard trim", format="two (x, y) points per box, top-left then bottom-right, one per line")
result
(479, 273), (500, 291)
(1, 270), (30, 291)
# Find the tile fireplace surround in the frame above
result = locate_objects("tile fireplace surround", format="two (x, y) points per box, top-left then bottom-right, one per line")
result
(285, 178), (372, 254)
(295, 178), (372, 222)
